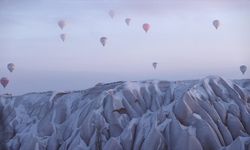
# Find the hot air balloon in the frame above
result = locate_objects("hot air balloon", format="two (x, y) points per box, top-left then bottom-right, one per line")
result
(125, 18), (131, 26)
(109, 10), (115, 19)
(213, 20), (220, 30)
(152, 62), (158, 69)
(240, 65), (247, 74)
(143, 23), (150, 33)
(1, 77), (9, 88)
(7, 63), (15, 73)
(60, 34), (67, 42)
(58, 20), (66, 30)
(100, 37), (107, 47)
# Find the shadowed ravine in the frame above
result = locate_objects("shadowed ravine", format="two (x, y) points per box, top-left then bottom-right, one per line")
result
(0, 75), (250, 150)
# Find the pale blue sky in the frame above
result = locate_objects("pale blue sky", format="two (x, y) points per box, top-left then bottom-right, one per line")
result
(0, 0), (250, 95)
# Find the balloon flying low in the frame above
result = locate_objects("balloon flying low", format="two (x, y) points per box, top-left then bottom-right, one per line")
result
(60, 34), (67, 42)
(7, 63), (15, 73)
(1, 77), (9, 88)
(143, 23), (150, 33)
(100, 37), (107, 47)
(152, 62), (158, 69)
(125, 18), (131, 26)
(213, 20), (220, 30)
(240, 65), (247, 74)
(58, 20), (66, 30)
(109, 10), (115, 19)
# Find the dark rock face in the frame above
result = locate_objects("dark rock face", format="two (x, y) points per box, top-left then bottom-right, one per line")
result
(0, 76), (250, 150)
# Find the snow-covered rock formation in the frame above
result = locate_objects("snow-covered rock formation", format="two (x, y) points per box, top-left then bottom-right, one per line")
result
(0, 75), (250, 150)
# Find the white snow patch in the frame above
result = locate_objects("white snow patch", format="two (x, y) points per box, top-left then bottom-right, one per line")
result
(49, 91), (59, 103)
(193, 113), (202, 119)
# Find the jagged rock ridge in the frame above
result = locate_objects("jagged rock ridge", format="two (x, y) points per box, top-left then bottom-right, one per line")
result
(0, 75), (250, 150)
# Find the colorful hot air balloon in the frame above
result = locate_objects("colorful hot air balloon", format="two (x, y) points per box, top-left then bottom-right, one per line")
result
(7, 63), (15, 73)
(240, 65), (247, 74)
(1, 77), (9, 88)
(60, 34), (67, 42)
(213, 20), (220, 30)
(58, 20), (66, 30)
(143, 23), (150, 33)
(109, 10), (115, 19)
(100, 37), (107, 47)
(125, 18), (131, 26)
(152, 62), (158, 69)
